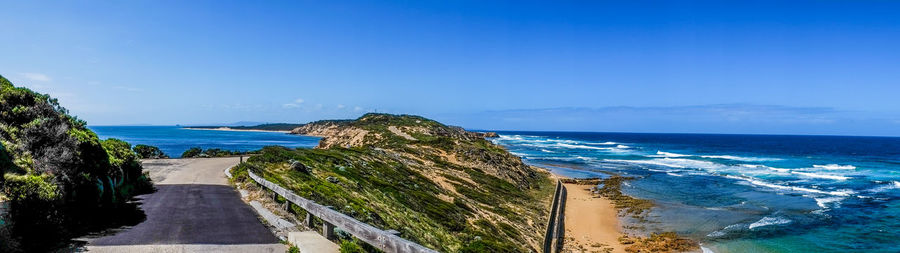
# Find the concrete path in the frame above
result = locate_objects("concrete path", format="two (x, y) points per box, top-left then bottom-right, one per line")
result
(86, 158), (286, 253)
(288, 231), (339, 253)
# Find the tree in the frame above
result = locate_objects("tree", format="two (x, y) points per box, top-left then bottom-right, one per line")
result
(181, 147), (202, 158)
(133, 144), (168, 159)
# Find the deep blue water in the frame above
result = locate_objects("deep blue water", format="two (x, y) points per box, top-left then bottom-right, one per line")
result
(89, 126), (320, 158)
(490, 132), (900, 253)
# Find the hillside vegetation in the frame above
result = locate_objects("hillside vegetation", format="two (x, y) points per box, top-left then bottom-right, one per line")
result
(0, 75), (152, 252)
(234, 113), (555, 252)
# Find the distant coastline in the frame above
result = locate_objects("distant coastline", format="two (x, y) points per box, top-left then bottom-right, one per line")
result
(182, 123), (303, 133)
(183, 126), (291, 133)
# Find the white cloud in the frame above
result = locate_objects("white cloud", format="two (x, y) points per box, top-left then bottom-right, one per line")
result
(283, 103), (300, 109)
(354, 106), (363, 111)
(21, 72), (51, 82)
(337, 104), (346, 109)
(294, 98), (305, 104)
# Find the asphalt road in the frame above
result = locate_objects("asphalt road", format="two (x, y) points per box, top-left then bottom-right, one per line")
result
(87, 158), (284, 252)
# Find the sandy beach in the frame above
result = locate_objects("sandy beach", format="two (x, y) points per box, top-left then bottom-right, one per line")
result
(184, 127), (291, 133)
(554, 175), (626, 253)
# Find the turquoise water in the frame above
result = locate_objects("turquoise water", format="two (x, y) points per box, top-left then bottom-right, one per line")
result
(89, 126), (320, 157)
(490, 132), (900, 253)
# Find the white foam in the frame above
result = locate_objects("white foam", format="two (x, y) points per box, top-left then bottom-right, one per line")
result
(701, 245), (715, 253)
(791, 171), (849, 180)
(556, 143), (612, 150)
(657, 151), (691, 157)
(700, 155), (781, 162)
(496, 135), (524, 141)
(616, 145), (631, 149)
(666, 172), (684, 177)
(748, 216), (792, 230)
(724, 175), (854, 196)
(815, 197), (844, 209)
(585, 141), (617, 145)
(867, 181), (900, 193)
(606, 159), (684, 168)
(540, 149), (555, 153)
(813, 164), (856, 170)
(706, 223), (744, 237)
(739, 164), (790, 173)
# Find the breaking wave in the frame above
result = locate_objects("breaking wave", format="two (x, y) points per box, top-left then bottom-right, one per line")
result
(724, 175), (854, 196)
(791, 171), (850, 180)
(813, 164), (856, 170)
(748, 216), (792, 230)
(700, 155), (782, 162)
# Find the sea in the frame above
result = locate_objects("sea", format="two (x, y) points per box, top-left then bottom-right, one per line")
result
(89, 126), (900, 252)
(490, 132), (900, 253)
(89, 126), (320, 157)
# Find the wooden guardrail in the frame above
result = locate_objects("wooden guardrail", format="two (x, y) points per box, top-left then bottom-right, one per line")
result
(542, 179), (567, 253)
(248, 171), (439, 253)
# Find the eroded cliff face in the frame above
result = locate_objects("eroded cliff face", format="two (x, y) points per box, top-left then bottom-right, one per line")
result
(290, 113), (538, 189)
(280, 113), (553, 251)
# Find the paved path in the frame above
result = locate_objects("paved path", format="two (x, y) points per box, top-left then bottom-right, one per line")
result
(87, 158), (285, 253)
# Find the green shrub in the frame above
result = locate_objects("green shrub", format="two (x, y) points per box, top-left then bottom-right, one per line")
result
(0, 74), (153, 251)
(339, 239), (365, 253)
(133, 144), (168, 159)
(181, 147), (202, 158)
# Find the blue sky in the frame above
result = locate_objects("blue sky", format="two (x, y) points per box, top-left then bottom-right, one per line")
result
(2, 1), (900, 136)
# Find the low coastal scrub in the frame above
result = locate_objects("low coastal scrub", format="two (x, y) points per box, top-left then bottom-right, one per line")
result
(0, 75), (152, 252)
(238, 114), (556, 252)
(181, 147), (256, 158)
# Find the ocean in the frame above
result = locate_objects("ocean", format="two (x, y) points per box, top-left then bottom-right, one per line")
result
(89, 126), (320, 158)
(490, 132), (900, 253)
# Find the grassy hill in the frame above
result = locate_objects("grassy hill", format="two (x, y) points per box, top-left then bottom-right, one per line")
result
(233, 113), (555, 252)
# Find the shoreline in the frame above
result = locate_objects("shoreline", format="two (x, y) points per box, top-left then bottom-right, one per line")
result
(548, 171), (627, 253)
(183, 127), (291, 133)
(546, 169), (700, 253)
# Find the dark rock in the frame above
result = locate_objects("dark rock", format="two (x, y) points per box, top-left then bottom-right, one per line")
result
(289, 160), (309, 173)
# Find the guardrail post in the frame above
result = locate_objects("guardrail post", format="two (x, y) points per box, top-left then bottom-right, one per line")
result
(323, 221), (336, 239)
(304, 212), (313, 228)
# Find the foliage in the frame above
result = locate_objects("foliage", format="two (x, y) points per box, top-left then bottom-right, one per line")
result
(181, 147), (255, 158)
(339, 239), (365, 253)
(181, 147), (202, 158)
(0, 74), (152, 251)
(133, 144), (168, 159)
